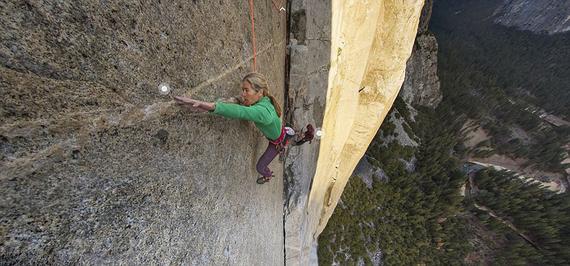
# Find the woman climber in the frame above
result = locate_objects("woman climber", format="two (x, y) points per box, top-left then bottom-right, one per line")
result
(174, 72), (314, 184)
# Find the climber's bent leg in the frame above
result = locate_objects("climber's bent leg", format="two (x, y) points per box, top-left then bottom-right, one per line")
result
(291, 124), (315, 146)
(256, 142), (279, 177)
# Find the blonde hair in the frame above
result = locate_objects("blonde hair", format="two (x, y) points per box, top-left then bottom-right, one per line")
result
(242, 72), (282, 117)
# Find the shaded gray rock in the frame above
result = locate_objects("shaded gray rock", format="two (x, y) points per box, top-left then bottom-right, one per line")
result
(399, 0), (441, 109)
(283, 0), (330, 265)
(418, 0), (434, 34)
(353, 156), (389, 188)
(1, 1), (286, 264)
(382, 111), (419, 147)
(399, 33), (442, 108)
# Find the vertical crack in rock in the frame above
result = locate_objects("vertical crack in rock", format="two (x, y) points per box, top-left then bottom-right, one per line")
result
(283, 0), (293, 264)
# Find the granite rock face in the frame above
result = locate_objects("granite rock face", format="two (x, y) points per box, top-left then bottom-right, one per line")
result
(418, 0), (434, 34)
(306, 0), (424, 258)
(283, 0), (330, 264)
(399, 0), (441, 108)
(493, 0), (570, 34)
(1, 1), (285, 264)
(2, 1), (427, 264)
(399, 32), (442, 108)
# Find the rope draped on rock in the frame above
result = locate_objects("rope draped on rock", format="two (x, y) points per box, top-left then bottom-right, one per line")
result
(248, 0), (257, 72)
(248, 0), (286, 72)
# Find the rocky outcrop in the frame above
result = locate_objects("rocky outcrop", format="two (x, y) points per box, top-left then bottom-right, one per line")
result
(493, 0), (570, 34)
(399, 0), (442, 108)
(399, 33), (442, 108)
(284, 0), (425, 264)
(1, 1), (285, 264)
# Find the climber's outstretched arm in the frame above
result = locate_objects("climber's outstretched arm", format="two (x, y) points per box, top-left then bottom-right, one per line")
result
(174, 96), (215, 112)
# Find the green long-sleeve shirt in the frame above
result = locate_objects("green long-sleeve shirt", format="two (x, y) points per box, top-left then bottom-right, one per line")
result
(213, 96), (282, 140)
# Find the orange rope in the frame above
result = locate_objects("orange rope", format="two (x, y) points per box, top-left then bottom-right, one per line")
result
(248, 0), (257, 72)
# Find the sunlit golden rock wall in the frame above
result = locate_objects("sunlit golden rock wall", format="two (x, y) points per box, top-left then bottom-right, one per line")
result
(285, 0), (425, 264)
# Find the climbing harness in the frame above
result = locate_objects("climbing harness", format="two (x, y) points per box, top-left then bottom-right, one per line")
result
(269, 126), (292, 148)
(269, 124), (315, 161)
(268, 126), (295, 161)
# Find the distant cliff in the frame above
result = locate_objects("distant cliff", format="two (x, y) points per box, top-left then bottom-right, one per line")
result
(493, 0), (570, 34)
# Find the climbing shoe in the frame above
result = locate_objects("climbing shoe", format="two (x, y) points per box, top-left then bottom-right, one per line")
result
(256, 175), (274, 184)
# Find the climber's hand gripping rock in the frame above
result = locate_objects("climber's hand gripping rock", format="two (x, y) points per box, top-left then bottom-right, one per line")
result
(174, 96), (215, 113)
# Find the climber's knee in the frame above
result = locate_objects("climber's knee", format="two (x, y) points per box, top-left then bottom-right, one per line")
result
(256, 161), (269, 177)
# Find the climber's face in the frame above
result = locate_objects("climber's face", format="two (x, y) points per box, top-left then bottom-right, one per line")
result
(241, 80), (263, 106)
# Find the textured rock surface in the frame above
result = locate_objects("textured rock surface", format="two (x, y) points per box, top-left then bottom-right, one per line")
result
(493, 0), (570, 34)
(399, 32), (442, 108)
(283, 0), (330, 264)
(2, 0), (426, 264)
(399, 0), (441, 108)
(418, 0), (434, 34)
(1, 1), (285, 264)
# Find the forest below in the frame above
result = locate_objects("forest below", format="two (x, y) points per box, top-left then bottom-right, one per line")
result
(318, 96), (570, 265)
(431, 0), (570, 174)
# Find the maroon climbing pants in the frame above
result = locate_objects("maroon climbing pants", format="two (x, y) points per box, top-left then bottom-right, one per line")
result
(256, 142), (279, 178)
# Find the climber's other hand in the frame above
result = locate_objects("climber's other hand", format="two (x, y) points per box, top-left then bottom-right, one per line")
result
(173, 96), (215, 111)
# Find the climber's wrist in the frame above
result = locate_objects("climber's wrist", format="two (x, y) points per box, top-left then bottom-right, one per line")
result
(207, 102), (216, 111)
